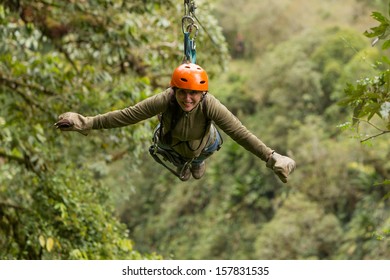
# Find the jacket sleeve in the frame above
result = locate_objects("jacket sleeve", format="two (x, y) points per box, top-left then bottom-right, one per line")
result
(206, 94), (273, 162)
(92, 89), (172, 129)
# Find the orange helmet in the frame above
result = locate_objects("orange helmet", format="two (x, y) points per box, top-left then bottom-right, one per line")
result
(170, 63), (208, 91)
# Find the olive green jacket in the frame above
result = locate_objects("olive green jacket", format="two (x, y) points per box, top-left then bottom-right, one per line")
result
(92, 88), (273, 161)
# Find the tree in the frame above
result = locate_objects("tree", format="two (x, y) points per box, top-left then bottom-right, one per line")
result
(117, 0), (390, 260)
(255, 193), (343, 260)
(339, 7), (390, 142)
(0, 0), (227, 259)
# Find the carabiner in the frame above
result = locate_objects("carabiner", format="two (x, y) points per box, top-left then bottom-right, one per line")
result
(182, 15), (194, 34)
(186, 23), (199, 39)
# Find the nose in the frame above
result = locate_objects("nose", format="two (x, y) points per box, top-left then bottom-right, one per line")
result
(184, 93), (192, 101)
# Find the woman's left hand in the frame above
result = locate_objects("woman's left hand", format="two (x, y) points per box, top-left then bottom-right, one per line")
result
(266, 152), (296, 183)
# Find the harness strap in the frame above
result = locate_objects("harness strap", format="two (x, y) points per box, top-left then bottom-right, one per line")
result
(150, 127), (195, 180)
(184, 31), (197, 64)
(149, 145), (181, 178)
(182, 1), (198, 63)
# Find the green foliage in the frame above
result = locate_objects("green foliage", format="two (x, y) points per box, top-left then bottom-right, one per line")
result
(0, 162), (151, 260)
(255, 193), (343, 260)
(340, 71), (390, 125)
(364, 9), (390, 48)
(215, 0), (371, 58)
(2, 0), (389, 261)
(339, 8), (390, 141)
(116, 0), (390, 261)
(0, 0), (227, 259)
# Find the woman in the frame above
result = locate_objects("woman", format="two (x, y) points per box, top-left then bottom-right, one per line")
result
(55, 63), (296, 182)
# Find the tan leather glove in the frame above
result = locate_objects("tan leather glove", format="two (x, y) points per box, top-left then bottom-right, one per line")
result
(54, 112), (93, 136)
(266, 152), (296, 183)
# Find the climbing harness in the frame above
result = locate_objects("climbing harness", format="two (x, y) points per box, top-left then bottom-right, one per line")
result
(149, 140), (193, 179)
(149, 93), (223, 180)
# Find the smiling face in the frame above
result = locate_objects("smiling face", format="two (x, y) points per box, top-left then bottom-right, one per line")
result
(175, 88), (205, 112)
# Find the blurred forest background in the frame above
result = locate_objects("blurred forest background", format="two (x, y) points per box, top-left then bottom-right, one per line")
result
(1, 0), (390, 260)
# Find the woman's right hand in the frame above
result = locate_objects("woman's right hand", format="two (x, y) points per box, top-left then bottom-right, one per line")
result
(54, 112), (93, 136)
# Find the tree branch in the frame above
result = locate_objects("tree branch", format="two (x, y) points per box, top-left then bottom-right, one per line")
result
(0, 73), (57, 96)
(0, 201), (27, 211)
(360, 131), (390, 142)
(353, 118), (390, 142)
(0, 150), (46, 177)
(56, 43), (80, 74)
(0, 150), (25, 165)
(13, 88), (51, 114)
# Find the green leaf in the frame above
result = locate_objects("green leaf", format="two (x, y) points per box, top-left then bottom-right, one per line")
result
(374, 180), (390, 186)
(382, 40), (390, 50)
(0, 5), (5, 20)
(352, 102), (364, 124)
(372, 11), (389, 24)
(46, 237), (54, 252)
(39, 235), (46, 248)
(11, 148), (23, 159)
